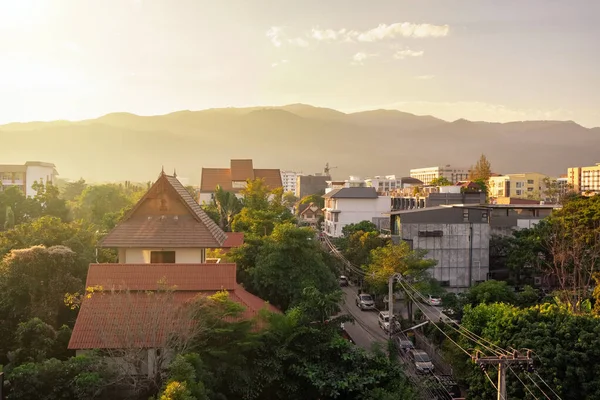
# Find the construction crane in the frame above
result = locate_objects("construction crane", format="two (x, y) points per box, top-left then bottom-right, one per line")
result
(324, 162), (338, 176)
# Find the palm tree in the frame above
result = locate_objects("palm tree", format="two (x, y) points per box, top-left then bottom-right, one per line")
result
(213, 185), (242, 231)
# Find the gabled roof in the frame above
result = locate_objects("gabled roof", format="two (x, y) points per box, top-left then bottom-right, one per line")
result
(231, 159), (254, 181)
(100, 171), (227, 248)
(221, 232), (245, 248)
(68, 263), (279, 349)
(200, 159), (282, 193)
(323, 187), (378, 199)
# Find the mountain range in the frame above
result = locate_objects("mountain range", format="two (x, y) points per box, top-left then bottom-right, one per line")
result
(2, 104), (599, 184)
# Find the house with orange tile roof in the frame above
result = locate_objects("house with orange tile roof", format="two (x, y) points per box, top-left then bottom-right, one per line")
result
(298, 203), (322, 228)
(199, 159), (282, 204)
(68, 170), (277, 378)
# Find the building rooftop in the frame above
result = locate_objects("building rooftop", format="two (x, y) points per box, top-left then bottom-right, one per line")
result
(101, 171), (228, 248)
(68, 263), (279, 349)
(323, 187), (378, 199)
(200, 159), (282, 193)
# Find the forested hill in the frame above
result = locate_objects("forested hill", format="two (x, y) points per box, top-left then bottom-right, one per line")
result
(2, 104), (599, 183)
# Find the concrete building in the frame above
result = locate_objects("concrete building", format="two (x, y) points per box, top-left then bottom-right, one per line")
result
(488, 172), (548, 200)
(567, 163), (600, 194)
(364, 175), (423, 195)
(199, 159), (282, 204)
(0, 161), (58, 197)
(296, 173), (330, 198)
(280, 170), (298, 194)
(322, 187), (390, 237)
(389, 207), (490, 289)
(388, 203), (559, 289)
(410, 165), (471, 185)
(391, 185), (486, 211)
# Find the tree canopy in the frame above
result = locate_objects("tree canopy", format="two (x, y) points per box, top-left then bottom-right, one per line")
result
(430, 176), (452, 186)
(469, 154), (492, 181)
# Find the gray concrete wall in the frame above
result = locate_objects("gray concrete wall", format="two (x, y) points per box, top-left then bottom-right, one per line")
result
(400, 222), (490, 289)
(297, 175), (330, 198)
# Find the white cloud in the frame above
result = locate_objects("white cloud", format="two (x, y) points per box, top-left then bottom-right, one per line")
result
(352, 23), (449, 42)
(414, 75), (435, 80)
(310, 22), (449, 43)
(266, 26), (284, 47)
(393, 49), (424, 59)
(351, 52), (377, 65)
(269, 22), (449, 47)
(271, 59), (289, 68)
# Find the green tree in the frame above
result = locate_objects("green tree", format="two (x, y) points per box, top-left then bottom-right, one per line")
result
(60, 178), (88, 202)
(32, 180), (70, 221)
(465, 280), (516, 305)
(343, 230), (388, 267)
(6, 354), (115, 400)
(0, 186), (41, 228)
(430, 176), (452, 186)
(458, 302), (600, 400)
(237, 223), (337, 310)
(469, 153), (492, 181)
(213, 185), (242, 231)
(72, 183), (137, 229)
(299, 193), (325, 209)
(231, 182), (296, 237)
(341, 220), (378, 237)
(4, 205), (15, 230)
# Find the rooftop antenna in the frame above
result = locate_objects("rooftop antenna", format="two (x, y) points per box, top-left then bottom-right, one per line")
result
(173, 168), (177, 178)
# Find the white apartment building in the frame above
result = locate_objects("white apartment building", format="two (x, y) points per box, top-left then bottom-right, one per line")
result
(0, 161), (59, 197)
(322, 187), (390, 237)
(280, 170), (299, 194)
(410, 165), (471, 185)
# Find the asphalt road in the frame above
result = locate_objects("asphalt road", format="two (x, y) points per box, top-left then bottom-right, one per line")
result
(340, 286), (448, 349)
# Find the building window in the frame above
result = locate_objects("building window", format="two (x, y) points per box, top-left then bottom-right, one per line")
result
(150, 251), (176, 263)
(527, 179), (534, 184)
(516, 182), (523, 188)
(516, 190), (522, 196)
(232, 181), (247, 189)
(527, 187), (534, 192)
(1, 173), (12, 181)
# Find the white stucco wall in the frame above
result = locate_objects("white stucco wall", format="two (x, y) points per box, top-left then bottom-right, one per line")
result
(124, 248), (205, 264)
(25, 165), (57, 197)
(324, 196), (390, 237)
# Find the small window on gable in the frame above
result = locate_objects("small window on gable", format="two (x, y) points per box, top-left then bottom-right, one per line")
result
(151, 251), (176, 264)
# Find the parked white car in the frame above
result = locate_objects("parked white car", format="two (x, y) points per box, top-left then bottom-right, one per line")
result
(427, 295), (442, 306)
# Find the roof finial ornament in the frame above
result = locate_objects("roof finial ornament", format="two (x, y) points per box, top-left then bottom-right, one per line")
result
(173, 168), (177, 178)
(161, 165), (165, 176)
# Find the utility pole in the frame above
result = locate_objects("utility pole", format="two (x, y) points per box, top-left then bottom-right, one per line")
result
(473, 350), (533, 400)
(388, 274), (395, 339)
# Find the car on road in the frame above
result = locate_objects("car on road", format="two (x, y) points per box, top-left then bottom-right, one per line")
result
(427, 294), (442, 306)
(377, 311), (400, 333)
(355, 293), (375, 310)
(408, 349), (435, 374)
(394, 335), (415, 355)
(339, 275), (349, 287)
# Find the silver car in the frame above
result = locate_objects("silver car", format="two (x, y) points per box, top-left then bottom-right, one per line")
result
(409, 349), (435, 374)
(355, 293), (375, 310)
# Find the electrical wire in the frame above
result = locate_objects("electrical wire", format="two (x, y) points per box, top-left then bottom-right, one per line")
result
(508, 366), (541, 400)
(533, 372), (563, 400)
(484, 368), (506, 400)
(524, 373), (553, 400)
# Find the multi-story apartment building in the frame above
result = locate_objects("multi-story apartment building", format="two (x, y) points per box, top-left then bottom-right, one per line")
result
(568, 163), (600, 194)
(322, 187), (390, 237)
(280, 170), (298, 194)
(364, 175), (423, 194)
(410, 165), (470, 185)
(0, 161), (58, 197)
(488, 172), (548, 200)
(296, 173), (330, 198)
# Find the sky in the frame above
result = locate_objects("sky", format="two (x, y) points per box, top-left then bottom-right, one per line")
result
(0, 0), (599, 127)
